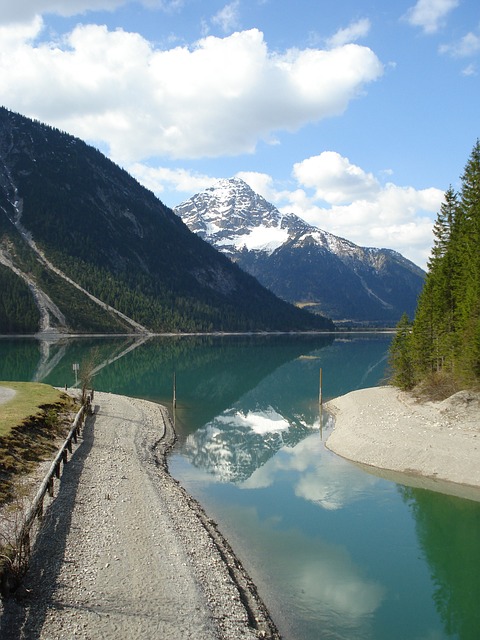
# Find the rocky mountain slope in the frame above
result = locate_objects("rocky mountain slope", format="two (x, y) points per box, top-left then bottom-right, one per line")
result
(0, 109), (333, 334)
(175, 178), (426, 324)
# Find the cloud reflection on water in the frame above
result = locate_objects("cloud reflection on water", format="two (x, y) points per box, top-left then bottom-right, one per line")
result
(243, 431), (380, 510)
(223, 505), (386, 639)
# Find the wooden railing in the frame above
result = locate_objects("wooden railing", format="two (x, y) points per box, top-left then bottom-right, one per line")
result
(0, 393), (93, 596)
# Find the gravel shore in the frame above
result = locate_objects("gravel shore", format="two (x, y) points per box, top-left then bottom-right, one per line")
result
(325, 385), (480, 501)
(0, 392), (279, 639)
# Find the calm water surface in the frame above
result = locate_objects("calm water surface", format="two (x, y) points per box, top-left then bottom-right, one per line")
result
(1, 334), (479, 640)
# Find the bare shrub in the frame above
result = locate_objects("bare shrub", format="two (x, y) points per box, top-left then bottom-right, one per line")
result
(414, 371), (461, 402)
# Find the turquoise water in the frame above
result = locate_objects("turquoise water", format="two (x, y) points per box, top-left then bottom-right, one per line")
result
(1, 334), (479, 639)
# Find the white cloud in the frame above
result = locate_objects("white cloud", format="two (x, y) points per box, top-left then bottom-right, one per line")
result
(0, 1), (181, 25)
(0, 25), (383, 162)
(235, 171), (277, 201)
(404, 0), (459, 34)
(211, 0), (241, 34)
(128, 163), (216, 195)
(278, 152), (443, 269)
(462, 63), (477, 76)
(292, 152), (380, 204)
(0, 14), (43, 42)
(440, 31), (480, 57)
(327, 18), (371, 48)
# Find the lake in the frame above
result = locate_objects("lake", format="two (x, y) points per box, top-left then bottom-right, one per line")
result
(1, 333), (479, 640)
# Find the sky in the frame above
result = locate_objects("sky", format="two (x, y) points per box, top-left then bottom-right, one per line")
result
(0, 1), (479, 269)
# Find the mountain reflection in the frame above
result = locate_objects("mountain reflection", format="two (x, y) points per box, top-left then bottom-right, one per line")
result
(401, 487), (480, 640)
(178, 334), (393, 486)
(183, 405), (315, 483)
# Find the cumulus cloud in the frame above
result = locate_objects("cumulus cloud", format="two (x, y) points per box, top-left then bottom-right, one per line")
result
(292, 152), (379, 204)
(0, 1), (181, 25)
(128, 163), (216, 195)
(0, 24), (383, 163)
(326, 18), (371, 48)
(276, 152), (443, 268)
(404, 0), (459, 34)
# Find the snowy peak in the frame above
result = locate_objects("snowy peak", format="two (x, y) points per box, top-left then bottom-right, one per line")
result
(176, 177), (338, 256)
(174, 177), (425, 324)
(175, 178), (287, 255)
(175, 177), (378, 263)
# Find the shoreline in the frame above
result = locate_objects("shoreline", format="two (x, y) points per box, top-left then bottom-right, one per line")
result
(0, 391), (280, 639)
(325, 386), (480, 502)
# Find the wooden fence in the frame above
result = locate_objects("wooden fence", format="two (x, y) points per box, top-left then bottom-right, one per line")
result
(0, 393), (93, 596)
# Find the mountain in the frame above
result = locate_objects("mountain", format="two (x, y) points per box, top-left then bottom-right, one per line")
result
(0, 108), (333, 335)
(174, 178), (426, 325)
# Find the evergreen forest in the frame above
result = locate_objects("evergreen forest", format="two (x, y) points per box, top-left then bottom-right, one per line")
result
(390, 141), (480, 392)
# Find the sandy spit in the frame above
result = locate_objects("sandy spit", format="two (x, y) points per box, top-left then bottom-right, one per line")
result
(0, 392), (280, 640)
(325, 386), (480, 502)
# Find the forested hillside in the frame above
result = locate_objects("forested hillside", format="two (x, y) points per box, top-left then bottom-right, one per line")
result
(0, 108), (333, 334)
(390, 141), (480, 391)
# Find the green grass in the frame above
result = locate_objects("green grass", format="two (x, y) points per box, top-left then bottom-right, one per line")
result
(0, 382), (77, 505)
(0, 382), (65, 437)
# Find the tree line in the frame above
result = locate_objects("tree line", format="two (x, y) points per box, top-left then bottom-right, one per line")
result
(390, 141), (480, 392)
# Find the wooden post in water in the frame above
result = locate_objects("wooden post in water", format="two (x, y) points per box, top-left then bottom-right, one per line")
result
(173, 371), (177, 409)
(319, 367), (323, 439)
(319, 367), (323, 406)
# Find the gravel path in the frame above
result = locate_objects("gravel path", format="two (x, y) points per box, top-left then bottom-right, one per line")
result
(0, 392), (279, 639)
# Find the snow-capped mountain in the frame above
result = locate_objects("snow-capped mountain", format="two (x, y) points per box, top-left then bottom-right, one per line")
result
(174, 178), (425, 324)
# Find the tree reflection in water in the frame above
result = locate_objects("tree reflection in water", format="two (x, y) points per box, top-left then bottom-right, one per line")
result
(401, 486), (480, 640)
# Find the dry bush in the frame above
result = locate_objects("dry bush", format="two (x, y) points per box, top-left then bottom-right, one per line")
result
(0, 486), (32, 596)
(414, 371), (462, 402)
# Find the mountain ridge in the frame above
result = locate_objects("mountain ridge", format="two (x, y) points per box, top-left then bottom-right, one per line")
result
(175, 178), (426, 324)
(0, 108), (333, 334)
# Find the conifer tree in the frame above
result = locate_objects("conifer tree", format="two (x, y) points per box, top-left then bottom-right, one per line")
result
(454, 140), (480, 381)
(391, 140), (480, 391)
(389, 313), (414, 389)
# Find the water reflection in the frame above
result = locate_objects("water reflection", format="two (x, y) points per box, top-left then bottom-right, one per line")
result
(401, 487), (480, 640)
(177, 334), (393, 487)
(183, 406), (316, 483)
(225, 505), (386, 640)
(243, 432), (381, 511)
(4, 334), (479, 639)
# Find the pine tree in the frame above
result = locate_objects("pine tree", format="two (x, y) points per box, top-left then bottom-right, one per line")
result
(389, 313), (414, 389)
(391, 141), (480, 391)
(454, 140), (480, 381)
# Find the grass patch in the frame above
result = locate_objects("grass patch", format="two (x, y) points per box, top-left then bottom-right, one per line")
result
(0, 382), (77, 506)
(0, 382), (66, 437)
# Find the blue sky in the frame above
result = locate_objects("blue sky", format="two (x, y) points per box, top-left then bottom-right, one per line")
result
(0, 1), (478, 268)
